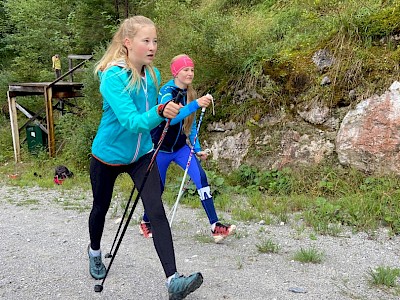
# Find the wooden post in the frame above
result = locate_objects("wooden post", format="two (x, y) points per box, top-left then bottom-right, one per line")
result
(7, 91), (20, 163)
(44, 86), (56, 157)
(68, 57), (73, 82)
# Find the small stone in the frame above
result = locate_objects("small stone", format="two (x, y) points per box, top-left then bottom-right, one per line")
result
(321, 76), (331, 86)
(289, 287), (307, 293)
(389, 81), (400, 91)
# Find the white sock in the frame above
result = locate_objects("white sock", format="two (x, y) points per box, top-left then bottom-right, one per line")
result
(89, 247), (101, 257)
(211, 222), (217, 231)
(167, 273), (177, 286)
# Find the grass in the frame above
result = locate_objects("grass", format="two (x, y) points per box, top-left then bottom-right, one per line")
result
(368, 266), (400, 288)
(15, 198), (39, 206)
(236, 257), (244, 270)
(194, 232), (214, 244)
(3, 158), (400, 237)
(293, 247), (325, 264)
(256, 238), (281, 254)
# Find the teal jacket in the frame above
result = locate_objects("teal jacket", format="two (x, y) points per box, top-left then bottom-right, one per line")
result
(91, 64), (163, 165)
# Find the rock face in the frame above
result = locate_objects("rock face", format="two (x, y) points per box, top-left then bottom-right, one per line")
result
(273, 130), (334, 169)
(203, 82), (400, 175)
(297, 101), (330, 125)
(336, 83), (400, 174)
(209, 129), (251, 170)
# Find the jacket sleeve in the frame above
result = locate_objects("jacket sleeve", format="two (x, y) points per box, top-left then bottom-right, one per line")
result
(171, 100), (200, 125)
(158, 88), (201, 125)
(100, 67), (163, 133)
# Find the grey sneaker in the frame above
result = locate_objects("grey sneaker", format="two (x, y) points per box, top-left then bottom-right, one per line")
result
(168, 272), (203, 300)
(87, 245), (106, 280)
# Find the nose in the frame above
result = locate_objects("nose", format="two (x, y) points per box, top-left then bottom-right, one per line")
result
(149, 41), (157, 51)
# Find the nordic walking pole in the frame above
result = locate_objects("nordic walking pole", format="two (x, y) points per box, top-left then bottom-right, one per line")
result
(169, 106), (207, 228)
(104, 187), (135, 258)
(94, 91), (184, 293)
(167, 147), (210, 222)
(168, 177), (192, 219)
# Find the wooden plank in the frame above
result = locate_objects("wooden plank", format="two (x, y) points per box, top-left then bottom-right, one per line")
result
(44, 87), (55, 157)
(67, 54), (93, 60)
(8, 82), (84, 98)
(7, 92), (20, 163)
(15, 103), (48, 134)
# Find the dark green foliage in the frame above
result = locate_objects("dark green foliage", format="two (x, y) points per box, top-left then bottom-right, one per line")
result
(0, 114), (14, 163)
(4, 0), (73, 81)
(0, 2), (14, 68)
(219, 0), (266, 10)
(67, 0), (117, 54)
(1, 0), (116, 83)
(354, 3), (400, 41)
(228, 164), (291, 195)
(55, 113), (99, 170)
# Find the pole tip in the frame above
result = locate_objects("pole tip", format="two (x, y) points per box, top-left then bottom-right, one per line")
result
(94, 284), (103, 292)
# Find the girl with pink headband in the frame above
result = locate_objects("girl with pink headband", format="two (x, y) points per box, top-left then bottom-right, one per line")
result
(140, 54), (236, 243)
(170, 55), (195, 77)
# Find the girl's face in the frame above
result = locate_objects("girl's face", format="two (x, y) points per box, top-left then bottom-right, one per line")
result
(125, 25), (157, 73)
(175, 67), (194, 88)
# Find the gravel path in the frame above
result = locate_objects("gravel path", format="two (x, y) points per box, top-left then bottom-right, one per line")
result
(1, 184), (400, 300)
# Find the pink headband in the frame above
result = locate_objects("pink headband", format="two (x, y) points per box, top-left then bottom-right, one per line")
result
(170, 55), (194, 77)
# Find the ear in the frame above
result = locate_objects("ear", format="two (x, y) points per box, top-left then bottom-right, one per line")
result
(124, 38), (131, 49)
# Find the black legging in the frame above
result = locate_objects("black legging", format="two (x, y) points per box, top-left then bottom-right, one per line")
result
(88, 153), (177, 277)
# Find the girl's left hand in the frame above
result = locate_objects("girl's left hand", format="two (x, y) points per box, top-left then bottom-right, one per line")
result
(196, 150), (210, 161)
(197, 94), (213, 108)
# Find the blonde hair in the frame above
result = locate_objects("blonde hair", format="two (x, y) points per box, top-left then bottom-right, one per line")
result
(94, 16), (158, 91)
(171, 54), (197, 136)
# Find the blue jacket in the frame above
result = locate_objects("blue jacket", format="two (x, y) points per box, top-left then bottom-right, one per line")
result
(151, 79), (202, 153)
(92, 64), (163, 165)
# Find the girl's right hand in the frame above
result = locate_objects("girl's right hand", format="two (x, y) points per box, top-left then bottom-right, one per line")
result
(162, 101), (180, 119)
(197, 94), (213, 108)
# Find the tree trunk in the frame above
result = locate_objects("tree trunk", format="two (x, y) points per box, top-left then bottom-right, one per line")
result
(114, 0), (120, 20)
(124, 0), (129, 18)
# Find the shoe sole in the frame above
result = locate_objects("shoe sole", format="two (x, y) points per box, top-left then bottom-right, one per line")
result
(169, 272), (203, 300)
(213, 224), (237, 243)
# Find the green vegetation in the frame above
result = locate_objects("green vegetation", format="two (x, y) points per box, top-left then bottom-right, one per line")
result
(256, 238), (281, 254)
(293, 246), (325, 264)
(368, 266), (400, 288)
